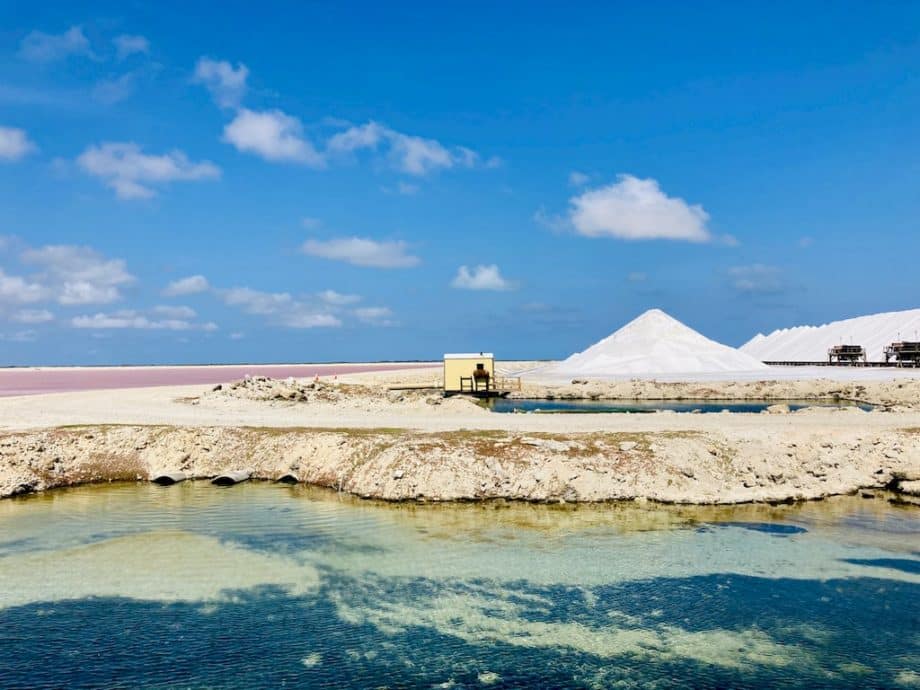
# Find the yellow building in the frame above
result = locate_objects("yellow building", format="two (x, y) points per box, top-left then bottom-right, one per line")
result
(443, 352), (495, 393)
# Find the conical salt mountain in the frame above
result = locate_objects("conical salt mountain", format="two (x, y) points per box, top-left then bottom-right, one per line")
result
(553, 308), (766, 377)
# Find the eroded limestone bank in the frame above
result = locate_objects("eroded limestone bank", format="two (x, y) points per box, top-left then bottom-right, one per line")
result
(515, 378), (920, 410)
(1, 424), (919, 505)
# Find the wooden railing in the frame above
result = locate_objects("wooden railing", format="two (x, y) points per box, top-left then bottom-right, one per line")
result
(494, 376), (522, 392)
(457, 376), (521, 393)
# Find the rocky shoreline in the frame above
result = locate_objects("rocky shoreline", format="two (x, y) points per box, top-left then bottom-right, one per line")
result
(2, 424), (918, 505)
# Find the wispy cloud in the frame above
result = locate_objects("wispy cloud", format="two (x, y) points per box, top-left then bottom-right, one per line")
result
(113, 34), (149, 60)
(301, 237), (420, 268)
(327, 121), (485, 176)
(92, 73), (136, 105)
(0, 126), (37, 161)
(223, 109), (324, 165)
(193, 57), (249, 108)
(152, 304), (196, 319)
(318, 289), (361, 306)
(568, 171), (589, 187)
(0, 84), (84, 109)
(566, 175), (711, 242)
(162, 274), (210, 297)
(72, 309), (216, 331)
(728, 264), (785, 294)
(451, 264), (517, 291)
(219, 286), (341, 328)
(76, 142), (220, 199)
(354, 306), (395, 325)
(532, 206), (570, 233)
(18, 26), (93, 63)
(11, 308), (54, 324)
(397, 181), (419, 195)
(0, 329), (38, 343)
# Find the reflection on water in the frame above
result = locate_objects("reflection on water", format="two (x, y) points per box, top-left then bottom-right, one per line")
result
(0, 483), (918, 689)
(484, 398), (874, 414)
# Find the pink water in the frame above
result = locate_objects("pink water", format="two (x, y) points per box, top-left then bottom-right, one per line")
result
(0, 363), (433, 397)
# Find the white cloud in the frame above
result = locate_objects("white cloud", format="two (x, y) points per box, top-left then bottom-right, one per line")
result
(77, 142), (220, 199)
(0, 269), (48, 304)
(354, 306), (395, 325)
(221, 287), (290, 315)
(728, 264), (784, 294)
(71, 309), (215, 331)
(568, 175), (711, 242)
(301, 237), (419, 268)
(12, 308), (54, 323)
(193, 57), (248, 108)
(451, 264), (516, 291)
(390, 133), (456, 176)
(162, 274), (210, 297)
(397, 181), (419, 195)
(18, 26), (92, 63)
(327, 121), (386, 152)
(282, 312), (342, 329)
(153, 304), (196, 319)
(318, 289), (361, 306)
(568, 171), (589, 187)
(22, 244), (134, 305)
(220, 287), (341, 329)
(113, 34), (149, 59)
(327, 121), (481, 176)
(58, 282), (122, 304)
(0, 126), (36, 161)
(223, 109), (324, 166)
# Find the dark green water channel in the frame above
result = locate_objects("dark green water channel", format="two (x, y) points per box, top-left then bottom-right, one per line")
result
(0, 484), (917, 689)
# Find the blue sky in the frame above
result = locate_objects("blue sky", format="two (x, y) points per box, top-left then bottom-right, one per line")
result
(1, 2), (918, 365)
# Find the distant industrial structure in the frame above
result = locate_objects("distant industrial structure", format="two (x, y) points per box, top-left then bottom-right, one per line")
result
(827, 344), (866, 365)
(766, 340), (920, 367)
(884, 341), (920, 366)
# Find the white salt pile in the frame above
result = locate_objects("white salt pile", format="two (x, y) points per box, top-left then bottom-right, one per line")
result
(551, 309), (767, 377)
(742, 308), (920, 362)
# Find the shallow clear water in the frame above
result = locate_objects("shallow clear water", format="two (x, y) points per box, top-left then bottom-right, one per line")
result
(0, 484), (918, 689)
(484, 398), (874, 414)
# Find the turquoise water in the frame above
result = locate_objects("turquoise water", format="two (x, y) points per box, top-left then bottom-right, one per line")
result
(485, 398), (874, 414)
(0, 483), (918, 689)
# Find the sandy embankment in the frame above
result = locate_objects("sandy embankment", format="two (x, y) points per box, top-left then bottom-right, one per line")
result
(0, 366), (919, 504)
